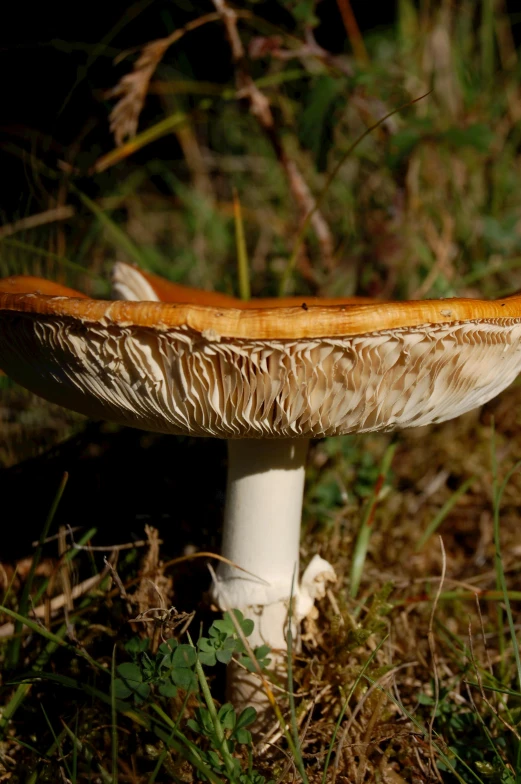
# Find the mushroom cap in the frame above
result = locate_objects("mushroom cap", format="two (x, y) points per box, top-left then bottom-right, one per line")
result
(1, 281), (521, 438)
(0, 275), (88, 299)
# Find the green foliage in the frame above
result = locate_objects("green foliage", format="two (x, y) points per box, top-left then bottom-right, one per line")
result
(280, 0), (318, 26)
(114, 610), (270, 706)
(332, 583), (394, 659)
(387, 121), (494, 169)
(299, 76), (346, 171)
(418, 686), (518, 783)
(184, 701), (273, 783)
(317, 437), (384, 500)
(108, 611), (274, 781)
(197, 610), (271, 672)
(187, 703), (258, 764)
(114, 637), (197, 702)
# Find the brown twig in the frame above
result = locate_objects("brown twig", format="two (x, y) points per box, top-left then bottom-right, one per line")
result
(249, 29), (353, 77)
(58, 526), (74, 614)
(162, 550), (271, 584)
(0, 571), (110, 639)
(335, 0), (369, 65)
(0, 206), (75, 240)
(66, 525), (152, 552)
(212, 0), (335, 274)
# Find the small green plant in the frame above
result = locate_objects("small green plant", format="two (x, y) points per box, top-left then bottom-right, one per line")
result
(333, 582), (394, 656)
(112, 610), (273, 783)
(187, 703), (261, 779)
(114, 636), (198, 702)
(114, 609), (271, 704)
(197, 611), (271, 672)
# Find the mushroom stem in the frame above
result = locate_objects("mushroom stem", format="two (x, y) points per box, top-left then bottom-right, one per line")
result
(216, 438), (308, 612)
(211, 438), (308, 711)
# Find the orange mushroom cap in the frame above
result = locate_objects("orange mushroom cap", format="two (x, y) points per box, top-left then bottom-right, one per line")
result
(1, 275), (521, 438)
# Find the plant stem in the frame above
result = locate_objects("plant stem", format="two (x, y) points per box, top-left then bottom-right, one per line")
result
(233, 189), (250, 301)
(190, 634), (237, 779)
(7, 472), (68, 669)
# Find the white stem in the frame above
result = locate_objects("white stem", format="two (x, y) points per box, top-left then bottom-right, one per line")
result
(212, 438), (308, 647)
(211, 438), (336, 716)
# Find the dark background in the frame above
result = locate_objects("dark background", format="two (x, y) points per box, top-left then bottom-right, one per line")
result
(1, 1), (398, 215)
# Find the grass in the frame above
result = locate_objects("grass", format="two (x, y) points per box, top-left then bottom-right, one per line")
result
(2, 0), (521, 781)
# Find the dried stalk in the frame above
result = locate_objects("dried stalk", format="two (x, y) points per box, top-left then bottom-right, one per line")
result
(0, 572), (109, 639)
(107, 12), (223, 145)
(0, 206), (74, 240)
(212, 0), (334, 272)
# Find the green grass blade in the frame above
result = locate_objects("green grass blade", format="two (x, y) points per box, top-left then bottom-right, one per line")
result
(7, 472), (68, 669)
(350, 443), (397, 598)
(480, 0), (495, 85)
(233, 189), (250, 301)
(71, 184), (147, 267)
(416, 476), (477, 551)
(321, 636), (387, 783)
(148, 690), (191, 783)
(23, 671), (224, 783)
(111, 645), (119, 783)
(151, 723), (226, 784)
(188, 631), (238, 779)
(40, 703), (73, 780)
(62, 720), (113, 784)
(286, 570), (310, 784)
(0, 606), (102, 673)
(0, 237), (102, 280)
(491, 445), (521, 694)
(94, 112), (187, 173)
(0, 624), (69, 739)
(465, 680), (521, 698)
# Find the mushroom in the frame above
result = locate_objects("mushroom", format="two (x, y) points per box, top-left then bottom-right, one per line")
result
(2, 276), (521, 713)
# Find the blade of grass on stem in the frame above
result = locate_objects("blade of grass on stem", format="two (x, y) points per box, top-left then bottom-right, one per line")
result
(321, 636), (387, 783)
(286, 569), (310, 784)
(40, 704), (73, 781)
(111, 646), (119, 784)
(62, 720), (113, 784)
(490, 424), (521, 695)
(416, 476), (477, 551)
(0, 623), (69, 739)
(0, 606), (102, 673)
(0, 237), (103, 280)
(6, 473), (68, 669)
(148, 689), (192, 783)
(187, 631), (238, 779)
(233, 188), (250, 301)
(71, 184), (148, 268)
(350, 443), (397, 598)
